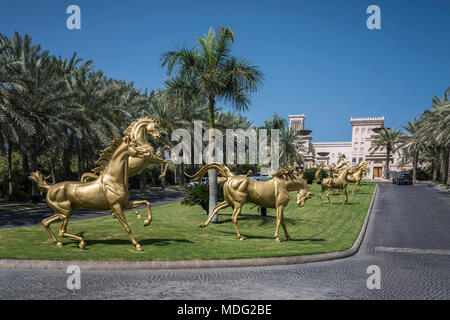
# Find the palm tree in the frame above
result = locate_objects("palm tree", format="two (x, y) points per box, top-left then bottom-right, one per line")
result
(370, 127), (404, 179)
(402, 119), (424, 181)
(216, 111), (252, 174)
(263, 113), (287, 131)
(142, 90), (190, 187)
(417, 93), (450, 184)
(160, 26), (264, 222)
(279, 128), (305, 167)
(0, 37), (31, 199)
(0, 32), (154, 200)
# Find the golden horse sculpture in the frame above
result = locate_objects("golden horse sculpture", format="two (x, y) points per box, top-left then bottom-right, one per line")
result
(324, 154), (349, 178)
(314, 163), (326, 181)
(28, 118), (161, 252)
(346, 161), (369, 194)
(186, 163), (314, 242)
(80, 119), (174, 219)
(317, 166), (355, 205)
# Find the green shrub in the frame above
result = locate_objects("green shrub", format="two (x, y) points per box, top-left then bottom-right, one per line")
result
(415, 167), (432, 181)
(181, 183), (224, 214)
(302, 168), (317, 184)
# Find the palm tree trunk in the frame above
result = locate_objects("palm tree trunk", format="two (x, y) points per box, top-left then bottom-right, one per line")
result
(21, 152), (30, 194)
(49, 156), (56, 183)
(384, 148), (391, 179)
(432, 146), (441, 182)
(7, 141), (13, 201)
(440, 147), (449, 185)
(412, 150), (419, 181)
(174, 164), (178, 185)
(190, 140), (195, 175)
(77, 143), (83, 180)
(160, 163), (166, 190)
(179, 164), (185, 185)
(30, 137), (41, 203)
(139, 170), (147, 192)
(63, 134), (73, 180)
(208, 98), (218, 223)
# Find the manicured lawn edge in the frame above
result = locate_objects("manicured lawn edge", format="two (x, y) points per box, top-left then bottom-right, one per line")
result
(0, 184), (378, 270)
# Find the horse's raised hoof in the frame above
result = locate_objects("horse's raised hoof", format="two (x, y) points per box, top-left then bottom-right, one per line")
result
(136, 214), (142, 219)
(239, 236), (246, 241)
(79, 241), (86, 250)
(135, 244), (143, 252)
(56, 242), (63, 247)
(144, 219), (151, 227)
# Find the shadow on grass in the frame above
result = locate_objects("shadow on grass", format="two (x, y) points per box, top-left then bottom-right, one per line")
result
(83, 237), (194, 248)
(318, 202), (358, 206)
(213, 229), (325, 242)
(212, 214), (300, 226)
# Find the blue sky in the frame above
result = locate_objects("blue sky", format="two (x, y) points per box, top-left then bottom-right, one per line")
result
(1, 0), (449, 141)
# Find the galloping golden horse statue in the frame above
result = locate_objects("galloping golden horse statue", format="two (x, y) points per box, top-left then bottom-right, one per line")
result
(29, 118), (161, 252)
(317, 166), (355, 205)
(186, 163), (314, 242)
(346, 160), (369, 194)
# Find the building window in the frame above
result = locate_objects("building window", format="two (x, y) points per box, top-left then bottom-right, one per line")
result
(352, 158), (356, 163)
(359, 157), (363, 162)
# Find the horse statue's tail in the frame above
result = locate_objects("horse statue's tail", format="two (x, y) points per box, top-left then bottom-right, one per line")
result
(80, 172), (98, 182)
(185, 163), (234, 182)
(28, 171), (51, 192)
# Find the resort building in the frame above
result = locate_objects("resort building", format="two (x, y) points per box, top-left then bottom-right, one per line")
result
(289, 115), (410, 179)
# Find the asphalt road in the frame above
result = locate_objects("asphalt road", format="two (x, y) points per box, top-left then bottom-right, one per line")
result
(0, 189), (185, 229)
(0, 182), (449, 300)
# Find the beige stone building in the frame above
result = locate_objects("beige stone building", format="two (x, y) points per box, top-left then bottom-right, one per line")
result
(289, 115), (410, 179)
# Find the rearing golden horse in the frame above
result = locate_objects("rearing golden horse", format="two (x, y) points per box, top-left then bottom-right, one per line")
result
(29, 118), (160, 252)
(80, 118), (173, 219)
(81, 119), (173, 183)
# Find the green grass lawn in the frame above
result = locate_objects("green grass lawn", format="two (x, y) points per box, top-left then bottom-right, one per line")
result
(0, 182), (375, 261)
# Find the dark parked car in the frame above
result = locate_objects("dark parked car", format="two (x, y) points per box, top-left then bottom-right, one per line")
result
(249, 173), (273, 182)
(188, 177), (208, 187)
(393, 173), (413, 185)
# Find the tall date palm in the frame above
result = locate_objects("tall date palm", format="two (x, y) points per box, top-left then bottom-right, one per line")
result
(160, 27), (264, 221)
(370, 127), (404, 179)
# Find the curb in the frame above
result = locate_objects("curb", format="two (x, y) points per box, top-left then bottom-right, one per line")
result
(0, 184), (379, 271)
(429, 182), (450, 193)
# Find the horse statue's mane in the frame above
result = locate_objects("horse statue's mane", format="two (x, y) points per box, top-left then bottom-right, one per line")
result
(271, 165), (297, 179)
(89, 117), (156, 175)
(91, 138), (123, 174)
